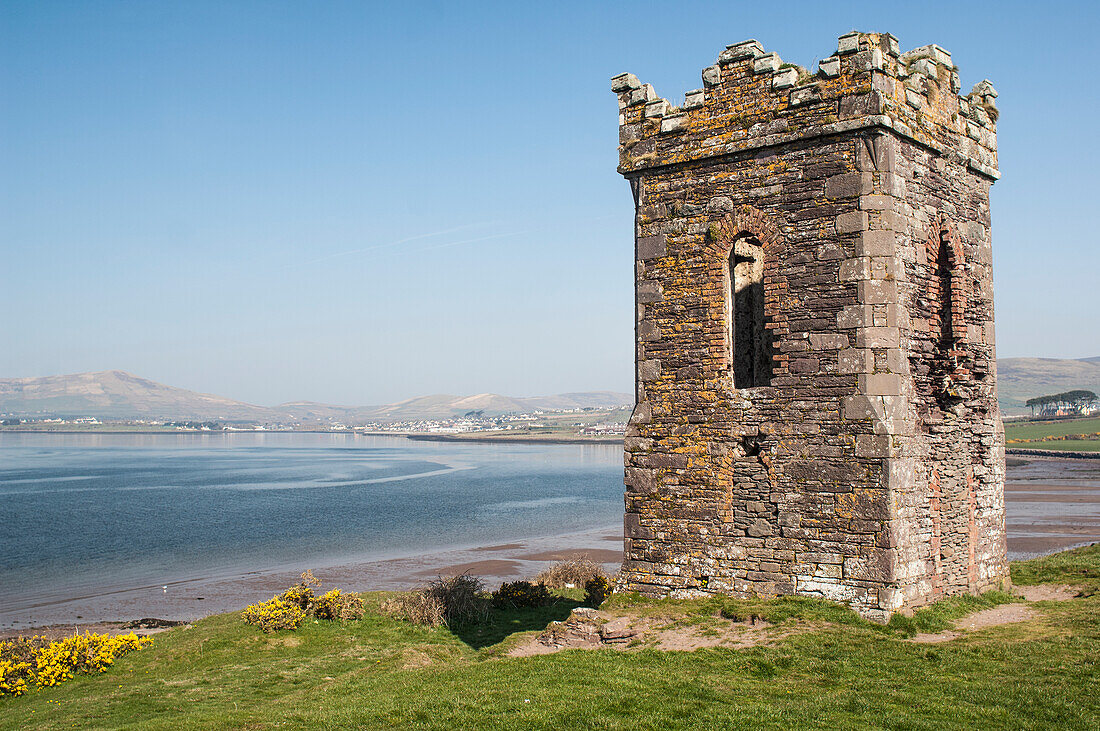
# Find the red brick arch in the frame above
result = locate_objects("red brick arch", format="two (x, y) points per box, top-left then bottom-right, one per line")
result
(709, 205), (785, 384)
(713, 205), (782, 257)
(929, 214), (968, 346)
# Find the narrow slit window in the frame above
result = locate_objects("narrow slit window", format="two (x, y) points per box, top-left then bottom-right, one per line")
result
(727, 236), (772, 388)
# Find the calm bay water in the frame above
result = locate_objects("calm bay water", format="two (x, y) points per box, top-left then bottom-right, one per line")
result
(0, 433), (623, 619)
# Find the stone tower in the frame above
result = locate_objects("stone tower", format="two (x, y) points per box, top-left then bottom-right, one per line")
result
(612, 32), (1007, 620)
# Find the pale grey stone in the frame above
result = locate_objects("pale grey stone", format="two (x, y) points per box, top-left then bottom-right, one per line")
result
(720, 39), (764, 63)
(701, 65), (722, 87)
(837, 31), (860, 55)
(819, 56), (841, 77)
(645, 99), (669, 118)
(637, 234), (666, 260)
(683, 89), (705, 109)
(772, 67), (798, 89)
(660, 114), (685, 133)
(902, 43), (951, 66)
(753, 53), (780, 74)
(611, 73), (641, 92)
(636, 280), (664, 303)
(836, 211), (868, 234)
(639, 359), (661, 382)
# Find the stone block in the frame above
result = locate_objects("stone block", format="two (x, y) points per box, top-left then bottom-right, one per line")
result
(611, 73), (641, 92)
(660, 114), (684, 133)
(859, 194), (893, 211)
(858, 279), (896, 304)
(638, 320), (660, 342)
(701, 65), (721, 86)
(819, 56), (841, 77)
(856, 230), (895, 257)
(683, 89), (705, 109)
(825, 173), (872, 199)
(720, 39), (764, 62)
(810, 333), (849, 350)
(747, 519), (774, 538)
(838, 348), (873, 374)
(839, 258), (870, 281)
(837, 31), (860, 55)
(637, 234), (666, 260)
(789, 84), (823, 106)
(844, 395), (883, 420)
(836, 211), (867, 234)
(855, 434), (892, 458)
(753, 53), (780, 74)
(636, 280), (663, 303)
(773, 67), (798, 89)
(855, 327), (900, 348)
(645, 99), (669, 118)
(837, 305), (872, 329)
(860, 373), (901, 396)
(639, 359), (661, 382)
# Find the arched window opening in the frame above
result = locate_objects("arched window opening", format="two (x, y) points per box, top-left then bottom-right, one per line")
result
(936, 233), (955, 345)
(727, 236), (772, 388)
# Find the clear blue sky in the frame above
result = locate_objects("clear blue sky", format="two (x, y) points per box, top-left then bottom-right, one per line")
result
(1, 1), (1096, 406)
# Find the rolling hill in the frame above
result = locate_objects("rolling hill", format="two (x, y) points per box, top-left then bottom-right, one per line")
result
(0, 371), (632, 423)
(996, 357), (1100, 413)
(4, 358), (1093, 422)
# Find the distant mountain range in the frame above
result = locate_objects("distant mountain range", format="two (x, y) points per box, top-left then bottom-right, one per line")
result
(0, 371), (632, 423)
(2, 358), (1095, 422)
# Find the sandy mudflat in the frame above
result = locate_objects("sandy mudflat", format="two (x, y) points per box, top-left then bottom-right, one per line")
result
(4, 456), (1097, 636)
(0, 527), (624, 633)
(1005, 456), (1100, 559)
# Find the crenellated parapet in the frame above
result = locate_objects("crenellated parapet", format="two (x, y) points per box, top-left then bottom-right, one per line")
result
(612, 31), (999, 180)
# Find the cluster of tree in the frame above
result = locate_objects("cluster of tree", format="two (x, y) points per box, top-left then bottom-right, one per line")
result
(1025, 390), (1098, 417)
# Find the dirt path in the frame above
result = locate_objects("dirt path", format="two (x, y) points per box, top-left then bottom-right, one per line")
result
(507, 607), (792, 657)
(909, 584), (1078, 644)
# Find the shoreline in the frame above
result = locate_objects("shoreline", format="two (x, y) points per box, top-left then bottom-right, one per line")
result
(403, 433), (622, 445)
(0, 526), (625, 635)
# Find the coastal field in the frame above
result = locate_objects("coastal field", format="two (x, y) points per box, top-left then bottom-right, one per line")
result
(1005, 417), (1100, 452)
(2, 545), (1097, 729)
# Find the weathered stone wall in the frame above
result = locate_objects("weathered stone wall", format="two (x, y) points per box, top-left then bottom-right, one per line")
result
(613, 32), (1007, 620)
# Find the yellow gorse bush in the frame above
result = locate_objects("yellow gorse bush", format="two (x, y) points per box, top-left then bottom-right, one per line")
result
(1, 658), (33, 696)
(242, 571), (363, 631)
(241, 596), (307, 632)
(313, 589), (365, 621)
(0, 632), (152, 697)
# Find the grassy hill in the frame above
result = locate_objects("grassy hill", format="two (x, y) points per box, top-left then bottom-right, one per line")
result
(998, 357), (1100, 414)
(3, 546), (1097, 729)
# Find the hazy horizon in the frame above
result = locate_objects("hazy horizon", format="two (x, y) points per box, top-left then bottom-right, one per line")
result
(4, 1), (1098, 405)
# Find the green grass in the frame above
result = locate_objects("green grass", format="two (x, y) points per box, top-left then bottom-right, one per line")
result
(4, 547), (1100, 729)
(1005, 416), (1100, 443)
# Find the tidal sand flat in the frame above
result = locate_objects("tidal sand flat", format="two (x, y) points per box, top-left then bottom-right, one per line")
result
(0, 434), (1096, 632)
(0, 433), (622, 630)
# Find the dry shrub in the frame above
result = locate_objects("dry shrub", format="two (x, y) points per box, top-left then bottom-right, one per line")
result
(535, 557), (606, 589)
(383, 573), (489, 628)
(313, 589), (364, 621)
(383, 591), (445, 627)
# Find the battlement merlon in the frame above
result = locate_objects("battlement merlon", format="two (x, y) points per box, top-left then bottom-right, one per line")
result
(611, 32), (999, 180)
